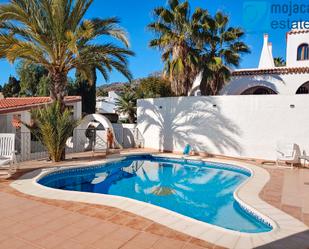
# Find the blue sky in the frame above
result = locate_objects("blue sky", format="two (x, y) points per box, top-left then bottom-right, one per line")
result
(0, 0), (302, 86)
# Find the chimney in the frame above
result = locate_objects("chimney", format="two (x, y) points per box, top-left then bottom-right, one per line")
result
(268, 42), (273, 55)
(268, 42), (275, 67)
(258, 34), (275, 69)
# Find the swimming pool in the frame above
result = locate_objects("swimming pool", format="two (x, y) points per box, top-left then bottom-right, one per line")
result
(38, 155), (272, 233)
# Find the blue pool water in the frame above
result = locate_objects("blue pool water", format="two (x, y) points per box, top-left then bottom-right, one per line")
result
(38, 155), (272, 233)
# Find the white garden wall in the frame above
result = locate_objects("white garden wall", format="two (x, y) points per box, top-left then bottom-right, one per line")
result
(137, 95), (309, 160)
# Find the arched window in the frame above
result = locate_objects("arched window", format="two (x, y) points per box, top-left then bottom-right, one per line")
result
(296, 81), (309, 94)
(241, 86), (277, 95)
(297, 44), (309, 61)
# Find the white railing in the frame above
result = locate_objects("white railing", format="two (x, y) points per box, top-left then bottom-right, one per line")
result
(13, 126), (144, 162)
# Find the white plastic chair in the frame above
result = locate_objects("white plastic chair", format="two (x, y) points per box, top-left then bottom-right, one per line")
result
(0, 133), (17, 174)
(299, 151), (309, 168)
(276, 142), (300, 168)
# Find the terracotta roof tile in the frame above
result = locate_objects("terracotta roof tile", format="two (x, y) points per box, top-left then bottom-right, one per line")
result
(287, 29), (309, 35)
(0, 96), (81, 114)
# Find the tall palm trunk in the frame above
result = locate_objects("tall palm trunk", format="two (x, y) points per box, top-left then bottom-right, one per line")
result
(171, 44), (193, 96)
(50, 70), (67, 110)
(128, 111), (135, 123)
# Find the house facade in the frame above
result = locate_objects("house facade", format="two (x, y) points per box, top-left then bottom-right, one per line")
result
(96, 91), (128, 121)
(222, 27), (309, 95)
(0, 96), (82, 161)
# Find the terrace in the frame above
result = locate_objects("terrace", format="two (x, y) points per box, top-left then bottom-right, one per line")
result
(0, 150), (309, 249)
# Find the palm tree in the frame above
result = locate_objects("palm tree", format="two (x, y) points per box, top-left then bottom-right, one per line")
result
(199, 12), (250, 95)
(27, 101), (79, 162)
(274, 57), (286, 67)
(148, 0), (207, 96)
(116, 87), (137, 123)
(0, 0), (134, 108)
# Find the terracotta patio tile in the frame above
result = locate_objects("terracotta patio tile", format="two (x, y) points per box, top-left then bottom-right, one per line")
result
(91, 237), (125, 249)
(183, 243), (209, 249)
(0, 217), (17, 230)
(72, 229), (108, 245)
(120, 244), (144, 249)
(281, 204), (302, 219)
(16, 226), (52, 242)
(21, 203), (54, 213)
(213, 245), (228, 249)
(34, 233), (68, 249)
(51, 200), (75, 209)
(0, 233), (8, 243)
(43, 207), (72, 219)
(58, 212), (84, 225)
(119, 210), (139, 218)
(101, 205), (120, 213)
(152, 237), (186, 249)
(0, 237), (34, 249)
(20, 213), (57, 227)
(5, 222), (33, 235)
(92, 208), (118, 220)
(166, 229), (192, 242)
(11, 210), (37, 222)
(107, 227), (139, 242)
(0, 208), (26, 217)
(55, 223), (87, 238)
(108, 213), (133, 225)
(125, 217), (153, 231)
(51, 239), (95, 249)
(61, 202), (87, 212)
(72, 216), (101, 229)
(91, 221), (120, 236)
(302, 213), (309, 226)
(265, 200), (281, 208)
(78, 206), (102, 217)
(39, 218), (73, 232)
(145, 223), (171, 236)
(190, 237), (216, 248)
(120, 232), (161, 249)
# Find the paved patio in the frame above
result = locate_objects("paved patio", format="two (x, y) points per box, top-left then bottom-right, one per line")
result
(1, 150), (309, 249)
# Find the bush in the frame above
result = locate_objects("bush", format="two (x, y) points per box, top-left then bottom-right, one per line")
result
(136, 76), (173, 98)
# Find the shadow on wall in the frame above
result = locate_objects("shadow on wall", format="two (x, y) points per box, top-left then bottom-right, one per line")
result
(123, 128), (135, 148)
(138, 97), (242, 155)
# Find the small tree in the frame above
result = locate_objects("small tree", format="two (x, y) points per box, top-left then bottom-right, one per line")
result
(116, 86), (137, 123)
(2, 76), (20, 97)
(274, 57), (286, 67)
(73, 69), (96, 114)
(136, 76), (173, 98)
(96, 87), (108, 97)
(27, 102), (79, 162)
(17, 61), (49, 96)
(37, 75), (51, 96)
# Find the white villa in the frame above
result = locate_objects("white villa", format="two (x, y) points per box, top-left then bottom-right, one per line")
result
(96, 91), (128, 120)
(222, 26), (309, 95)
(96, 91), (120, 114)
